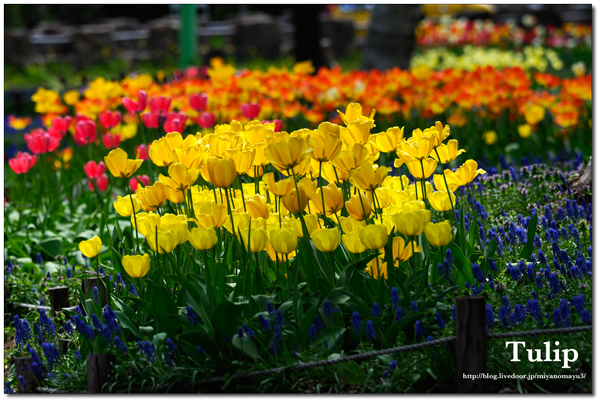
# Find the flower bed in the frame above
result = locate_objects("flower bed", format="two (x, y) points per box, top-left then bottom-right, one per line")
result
(4, 61), (592, 393)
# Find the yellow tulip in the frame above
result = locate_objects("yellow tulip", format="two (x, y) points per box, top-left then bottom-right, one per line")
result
(331, 143), (369, 174)
(146, 228), (179, 254)
(270, 227), (298, 254)
(223, 212), (252, 235)
(263, 136), (311, 172)
(430, 139), (465, 164)
(207, 157), (236, 188)
(405, 158), (438, 179)
(446, 160), (486, 187)
(104, 148), (143, 179)
(345, 193), (373, 221)
(240, 227), (268, 253)
(246, 194), (270, 220)
(518, 124), (532, 139)
(394, 209), (431, 237)
(79, 236), (102, 258)
(171, 145), (203, 169)
(122, 254), (151, 278)
(320, 160), (350, 183)
(136, 181), (167, 211)
(281, 188), (308, 214)
(370, 126), (404, 153)
(311, 183), (344, 216)
(339, 216), (366, 234)
(263, 172), (294, 198)
(224, 147), (256, 175)
(188, 227), (218, 250)
(433, 174), (459, 192)
(424, 220), (453, 247)
(350, 160), (388, 192)
(163, 131), (183, 150)
(309, 131), (343, 162)
(159, 163), (200, 193)
(364, 257), (388, 280)
(341, 119), (373, 146)
(358, 224), (388, 250)
(482, 131), (498, 145)
(392, 237), (421, 264)
(430, 121), (451, 149)
(164, 185), (185, 204)
(288, 214), (319, 237)
(298, 177), (317, 199)
(149, 138), (175, 167)
(134, 212), (161, 237)
(428, 190), (456, 212)
(113, 195), (141, 217)
(342, 232), (367, 254)
(337, 102), (375, 126)
(311, 228), (341, 253)
(397, 135), (435, 161)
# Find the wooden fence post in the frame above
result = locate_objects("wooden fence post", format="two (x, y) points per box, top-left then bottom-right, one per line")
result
(87, 354), (115, 393)
(48, 286), (70, 314)
(15, 357), (35, 394)
(81, 274), (110, 307)
(455, 296), (487, 393)
(60, 339), (71, 354)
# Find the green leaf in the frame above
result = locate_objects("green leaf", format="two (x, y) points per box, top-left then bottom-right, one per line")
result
(211, 301), (244, 340)
(114, 311), (144, 339)
(481, 238), (498, 277)
(448, 242), (476, 288)
(39, 237), (63, 258)
(231, 336), (261, 360)
(519, 213), (538, 260)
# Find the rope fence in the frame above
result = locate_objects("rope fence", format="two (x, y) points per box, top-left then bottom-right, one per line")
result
(12, 292), (591, 394)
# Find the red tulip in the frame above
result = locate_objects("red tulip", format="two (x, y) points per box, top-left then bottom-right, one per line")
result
(137, 90), (148, 112)
(51, 116), (73, 134)
(122, 97), (138, 114)
(135, 144), (149, 161)
(241, 103), (261, 119)
(47, 126), (64, 140)
(189, 93), (208, 112)
(149, 96), (171, 114)
(262, 119), (282, 132)
(99, 110), (122, 129)
(141, 112), (159, 129)
(88, 174), (109, 192)
(102, 133), (121, 149)
(129, 175), (150, 192)
(164, 112), (188, 134)
(8, 152), (37, 174)
(74, 120), (97, 145)
(197, 112), (216, 129)
(83, 161), (107, 179)
(24, 128), (61, 154)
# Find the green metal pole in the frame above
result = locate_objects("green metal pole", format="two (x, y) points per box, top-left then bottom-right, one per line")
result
(179, 4), (198, 69)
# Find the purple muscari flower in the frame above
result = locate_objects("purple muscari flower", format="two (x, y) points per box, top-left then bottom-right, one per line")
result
(39, 309), (57, 343)
(552, 308), (562, 328)
(556, 207), (566, 221)
(395, 307), (403, 323)
(538, 249), (547, 265)
(114, 336), (127, 353)
(186, 306), (199, 325)
(42, 342), (61, 371)
(390, 287), (399, 309)
(93, 286), (99, 303)
(427, 335), (433, 342)
(269, 339), (280, 355)
(103, 306), (121, 335)
(165, 338), (177, 366)
(267, 301), (275, 317)
(6, 381), (15, 393)
(74, 349), (82, 363)
(366, 320), (376, 342)
(489, 258), (498, 273)
(323, 299), (338, 314)
(313, 315), (323, 331)
(526, 299), (542, 322)
(64, 321), (74, 336)
(243, 324), (255, 338)
(117, 273), (126, 287)
(472, 263), (485, 284)
(309, 324), (318, 341)
(129, 282), (138, 297)
(533, 235), (542, 249)
(141, 340), (156, 362)
(559, 298), (571, 321)
(548, 273), (561, 297)
(389, 360), (397, 372)
(571, 295), (585, 316)
(258, 314), (270, 332)
(415, 320), (424, 337)
(581, 309), (592, 325)
(509, 166), (518, 182)
(37, 253), (43, 264)
(352, 311), (362, 335)
(66, 268), (72, 278)
(452, 305), (456, 321)
(276, 310), (284, 327)
(498, 305), (511, 327)
(372, 302), (381, 317)
(506, 263), (521, 281)
(410, 301), (418, 312)
(471, 284), (481, 295)
(445, 248), (454, 265)
(14, 315), (30, 350)
(197, 346), (206, 354)
(485, 304), (494, 328)
(544, 205), (553, 222)
(435, 312), (446, 329)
